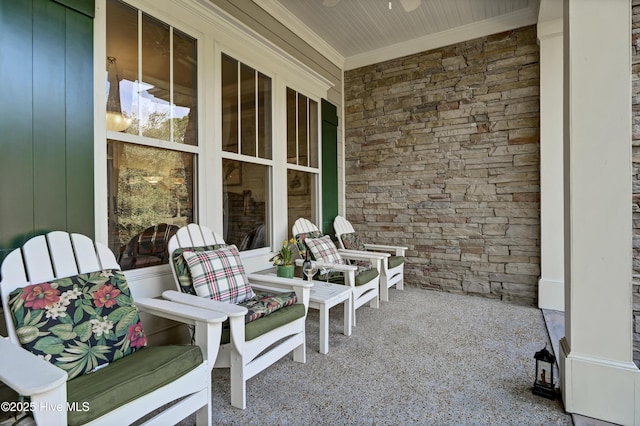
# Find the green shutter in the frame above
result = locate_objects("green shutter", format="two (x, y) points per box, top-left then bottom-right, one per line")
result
(0, 0), (94, 263)
(321, 99), (339, 236)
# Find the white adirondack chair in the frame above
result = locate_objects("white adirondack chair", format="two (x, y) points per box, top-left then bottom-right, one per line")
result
(163, 223), (312, 410)
(292, 218), (380, 326)
(334, 215), (407, 302)
(0, 231), (226, 426)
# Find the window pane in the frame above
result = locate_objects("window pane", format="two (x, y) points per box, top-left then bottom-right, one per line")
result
(136, 14), (171, 140)
(107, 140), (195, 270)
(309, 99), (318, 168)
(287, 170), (316, 234)
(223, 160), (269, 250)
(222, 54), (238, 153)
(258, 72), (272, 159)
(106, 0), (137, 133)
(298, 94), (308, 166)
(173, 28), (197, 145)
(286, 88), (296, 164)
(240, 64), (256, 157)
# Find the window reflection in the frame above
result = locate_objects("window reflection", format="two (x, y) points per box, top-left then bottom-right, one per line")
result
(222, 54), (272, 160)
(106, 0), (197, 144)
(107, 141), (195, 269)
(287, 169), (316, 235)
(223, 160), (269, 250)
(286, 88), (318, 167)
(221, 53), (273, 252)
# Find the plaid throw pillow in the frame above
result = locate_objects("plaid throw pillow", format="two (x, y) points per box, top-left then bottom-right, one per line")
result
(182, 245), (255, 304)
(305, 235), (345, 265)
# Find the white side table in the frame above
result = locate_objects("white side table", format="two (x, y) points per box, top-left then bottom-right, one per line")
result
(308, 281), (352, 354)
(249, 268), (352, 354)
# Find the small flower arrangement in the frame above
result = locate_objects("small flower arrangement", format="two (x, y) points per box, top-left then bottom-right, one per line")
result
(270, 238), (297, 266)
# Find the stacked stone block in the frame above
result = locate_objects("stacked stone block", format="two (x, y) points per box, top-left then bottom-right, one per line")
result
(344, 26), (540, 306)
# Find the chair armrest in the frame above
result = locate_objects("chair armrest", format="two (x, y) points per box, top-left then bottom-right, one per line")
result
(363, 243), (407, 256)
(246, 273), (313, 290)
(135, 297), (228, 325)
(294, 258), (358, 272)
(0, 338), (67, 396)
(338, 248), (390, 259)
(161, 290), (247, 317)
(161, 291), (249, 353)
(295, 259), (358, 287)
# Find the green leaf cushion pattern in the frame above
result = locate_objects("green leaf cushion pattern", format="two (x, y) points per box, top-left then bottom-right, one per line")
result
(171, 245), (226, 295)
(8, 269), (147, 380)
(241, 291), (298, 323)
(340, 232), (366, 251)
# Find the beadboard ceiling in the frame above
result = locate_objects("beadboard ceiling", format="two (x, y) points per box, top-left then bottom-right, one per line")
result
(254, 0), (540, 70)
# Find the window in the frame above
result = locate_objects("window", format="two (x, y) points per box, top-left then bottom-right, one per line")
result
(106, 0), (197, 269)
(222, 54), (272, 249)
(286, 88), (319, 232)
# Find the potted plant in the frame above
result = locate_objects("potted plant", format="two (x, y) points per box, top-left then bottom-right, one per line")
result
(271, 239), (297, 278)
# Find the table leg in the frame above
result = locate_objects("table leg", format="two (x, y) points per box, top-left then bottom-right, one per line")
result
(343, 296), (352, 336)
(319, 304), (329, 354)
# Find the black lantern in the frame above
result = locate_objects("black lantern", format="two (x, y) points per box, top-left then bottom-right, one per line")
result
(532, 345), (556, 399)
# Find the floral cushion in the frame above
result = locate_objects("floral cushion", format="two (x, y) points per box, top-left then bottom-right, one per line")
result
(305, 235), (346, 265)
(7, 269), (147, 381)
(182, 245), (255, 304)
(172, 245), (226, 295)
(341, 232), (366, 251)
(240, 291), (298, 323)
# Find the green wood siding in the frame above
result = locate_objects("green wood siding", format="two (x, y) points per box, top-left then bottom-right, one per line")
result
(0, 0), (94, 263)
(321, 99), (338, 236)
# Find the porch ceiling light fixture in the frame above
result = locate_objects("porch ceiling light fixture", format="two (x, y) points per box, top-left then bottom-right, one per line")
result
(106, 56), (131, 132)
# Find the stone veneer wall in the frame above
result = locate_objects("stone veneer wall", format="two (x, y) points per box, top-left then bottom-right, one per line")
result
(631, 1), (640, 367)
(344, 25), (540, 306)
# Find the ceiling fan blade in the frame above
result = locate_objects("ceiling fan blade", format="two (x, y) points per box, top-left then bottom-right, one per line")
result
(322, 0), (341, 6)
(398, 0), (421, 12)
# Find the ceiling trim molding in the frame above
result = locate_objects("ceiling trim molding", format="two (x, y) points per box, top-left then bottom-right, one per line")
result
(344, 6), (539, 70)
(252, 0), (345, 69)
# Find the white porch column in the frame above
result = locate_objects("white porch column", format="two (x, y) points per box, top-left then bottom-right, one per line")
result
(537, 0), (564, 311)
(560, 1), (640, 424)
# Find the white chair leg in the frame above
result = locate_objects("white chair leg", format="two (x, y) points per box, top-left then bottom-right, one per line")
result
(230, 351), (246, 409)
(352, 294), (357, 327)
(380, 277), (389, 302)
(369, 292), (379, 309)
(293, 338), (306, 362)
(195, 393), (211, 426)
(397, 276), (404, 290)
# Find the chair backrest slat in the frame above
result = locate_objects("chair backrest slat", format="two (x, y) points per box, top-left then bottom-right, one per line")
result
(333, 216), (356, 239)
(22, 235), (55, 284)
(170, 224), (225, 253)
(96, 242), (121, 270)
(292, 218), (319, 237)
(71, 233), (102, 273)
(48, 231), (79, 278)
